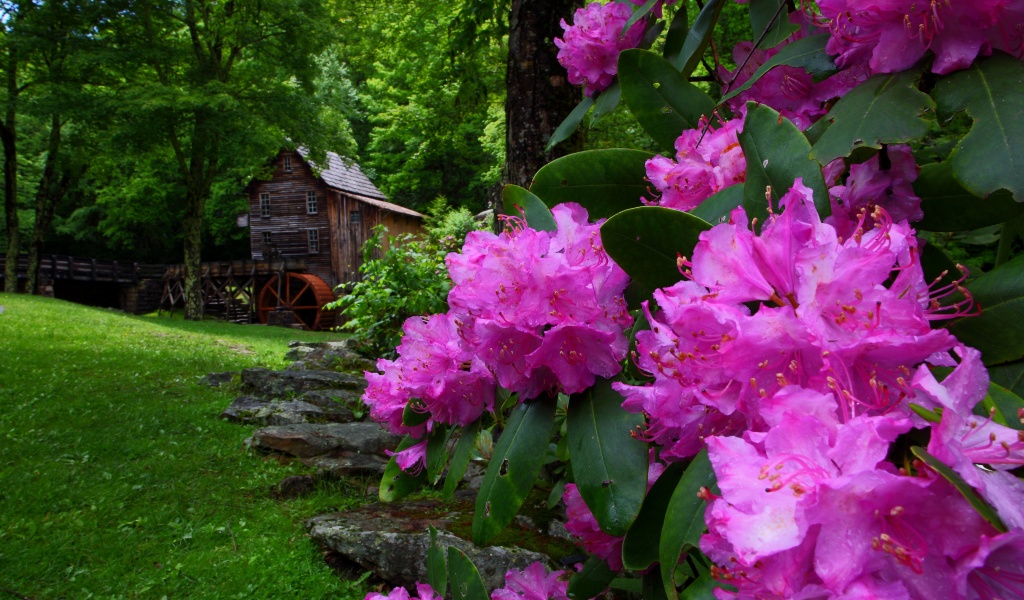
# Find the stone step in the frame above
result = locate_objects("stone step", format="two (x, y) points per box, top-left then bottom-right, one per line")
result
(241, 367), (365, 398)
(221, 396), (357, 426)
(303, 454), (390, 478)
(248, 422), (400, 459)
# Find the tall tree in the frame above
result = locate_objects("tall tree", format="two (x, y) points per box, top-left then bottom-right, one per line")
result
(113, 0), (347, 319)
(0, 1), (27, 292)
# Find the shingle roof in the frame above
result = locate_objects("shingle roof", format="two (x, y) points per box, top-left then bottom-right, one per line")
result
(297, 149), (384, 200)
(345, 192), (426, 219)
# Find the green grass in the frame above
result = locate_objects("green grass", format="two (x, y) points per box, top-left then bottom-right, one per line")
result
(0, 294), (373, 599)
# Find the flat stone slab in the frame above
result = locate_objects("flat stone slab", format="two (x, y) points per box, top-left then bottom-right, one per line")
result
(296, 389), (364, 409)
(248, 422), (400, 458)
(306, 501), (553, 590)
(241, 367), (365, 398)
(198, 371), (236, 387)
(221, 396), (356, 426)
(304, 454), (390, 478)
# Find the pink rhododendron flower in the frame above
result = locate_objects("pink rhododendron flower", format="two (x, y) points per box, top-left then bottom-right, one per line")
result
(825, 145), (923, 241)
(645, 117), (747, 211)
(491, 562), (569, 600)
(956, 530), (1024, 599)
(555, 2), (645, 96)
(818, 0), (1020, 74)
(365, 583), (440, 600)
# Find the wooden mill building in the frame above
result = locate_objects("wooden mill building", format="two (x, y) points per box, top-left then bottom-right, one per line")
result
(246, 149), (425, 289)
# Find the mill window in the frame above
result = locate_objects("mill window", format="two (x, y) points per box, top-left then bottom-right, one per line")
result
(306, 191), (317, 215)
(260, 193), (271, 218)
(307, 228), (319, 254)
(350, 210), (361, 225)
(283, 155), (292, 172)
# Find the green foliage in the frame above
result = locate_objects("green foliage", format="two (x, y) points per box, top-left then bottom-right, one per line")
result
(0, 293), (367, 599)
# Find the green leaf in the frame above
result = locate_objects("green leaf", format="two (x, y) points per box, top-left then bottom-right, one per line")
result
(660, 449), (716, 600)
(427, 526), (448, 597)
(643, 568), (670, 600)
(448, 547), (488, 600)
(688, 184), (743, 224)
(379, 435), (428, 502)
(932, 53), (1024, 201)
(443, 420), (480, 499)
(546, 96), (594, 152)
(986, 382), (1024, 431)
(680, 572), (720, 600)
(567, 378), (649, 537)
(619, 49), (717, 153)
(675, 0), (728, 77)
(809, 71), (935, 165)
(748, 0), (800, 49)
(531, 149), (655, 220)
(662, 4), (689, 65)
(720, 35), (838, 103)
(601, 206), (711, 299)
(426, 426), (452, 485)
(909, 403), (943, 423)
(622, 0), (659, 36)
(591, 82), (621, 127)
(566, 555), (616, 600)
(911, 446), (1007, 533)
(402, 399), (430, 427)
(916, 162), (1024, 232)
(947, 254), (1024, 365)
(624, 309), (653, 382)
(502, 185), (557, 232)
(622, 461), (688, 570)
(472, 400), (556, 545)
(738, 103), (831, 225)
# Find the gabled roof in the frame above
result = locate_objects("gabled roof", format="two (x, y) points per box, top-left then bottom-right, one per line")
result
(298, 149), (389, 201)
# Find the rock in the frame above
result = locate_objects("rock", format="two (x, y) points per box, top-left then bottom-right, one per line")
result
(221, 396), (356, 425)
(284, 345), (318, 361)
(241, 367), (364, 398)
(198, 371), (236, 387)
(248, 422), (400, 458)
(284, 340), (376, 373)
(304, 454), (390, 478)
(306, 501), (559, 590)
(276, 475), (317, 499)
(296, 389), (364, 410)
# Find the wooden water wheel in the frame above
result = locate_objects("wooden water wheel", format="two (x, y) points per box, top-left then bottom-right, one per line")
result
(257, 272), (336, 330)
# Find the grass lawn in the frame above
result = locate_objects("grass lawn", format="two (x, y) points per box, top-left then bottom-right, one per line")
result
(0, 293), (372, 599)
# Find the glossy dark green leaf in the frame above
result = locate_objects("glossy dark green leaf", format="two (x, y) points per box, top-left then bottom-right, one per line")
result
(947, 254), (1024, 365)
(567, 555), (616, 600)
(591, 82), (621, 127)
(749, 0), (799, 49)
(915, 163), (1024, 232)
(531, 149), (655, 220)
(502, 185), (556, 232)
(567, 378), (648, 537)
(680, 572), (719, 600)
(622, 0), (659, 36)
(911, 446), (1007, 533)
(622, 461), (688, 570)
(619, 49), (717, 153)
(472, 400), (556, 545)
(662, 4), (689, 65)
(688, 184), (743, 224)
(379, 435), (428, 502)
(426, 426), (452, 485)
(546, 96), (594, 152)
(809, 71), (934, 165)
(443, 420), (480, 499)
(427, 525), (448, 597)
(660, 449), (716, 600)
(402, 399), (430, 427)
(601, 206), (710, 299)
(720, 35), (838, 103)
(738, 103), (830, 225)
(675, 0), (727, 77)
(986, 382), (1024, 431)
(448, 546), (488, 600)
(990, 359), (1024, 399)
(932, 53), (1024, 202)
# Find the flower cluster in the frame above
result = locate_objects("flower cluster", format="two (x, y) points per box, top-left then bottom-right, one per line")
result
(819, 0), (1024, 75)
(491, 562), (570, 600)
(825, 144), (923, 240)
(554, 2), (645, 96)
(364, 203), (632, 443)
(644, 117), (747, 211)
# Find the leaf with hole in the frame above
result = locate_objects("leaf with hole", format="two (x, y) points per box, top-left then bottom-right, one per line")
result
(567, 378), (649, 537)
(448, 546), (488, 600)
(531, 149), (655, 220)
(472, 400), (556, 544)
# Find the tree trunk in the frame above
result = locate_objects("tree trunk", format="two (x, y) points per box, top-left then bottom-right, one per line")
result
(182, 114), (218, 321)
(27, 114), (65, 295)
(2, 44), (18, 293)
(503, 0), (583, 194)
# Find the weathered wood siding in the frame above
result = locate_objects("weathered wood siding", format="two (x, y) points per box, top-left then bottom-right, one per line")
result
(248, 151), (335, 286)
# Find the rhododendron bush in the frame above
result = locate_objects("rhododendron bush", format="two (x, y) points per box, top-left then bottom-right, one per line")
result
(362, 1), (1024, 599)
